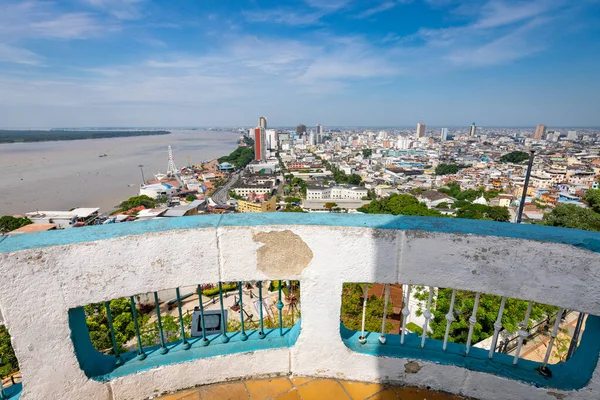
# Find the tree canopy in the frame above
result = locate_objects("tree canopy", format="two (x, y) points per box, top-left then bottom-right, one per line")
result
(341, 283), (394, 333)
(0, 325), (19, 378)
(0, 216), (32, 233)
(362, 149), (373, 158)
(413, 288), (557, 345)
(500, 151), (530, 164)
(455, 204), (510, 222)
(358, 194), (442, 217)
(218, 146), (254, 169)
(118, 195), (156, 211)
(435, 164), (462, 175)
(542, 203), (600, 231)
(584, 188), (600, 213)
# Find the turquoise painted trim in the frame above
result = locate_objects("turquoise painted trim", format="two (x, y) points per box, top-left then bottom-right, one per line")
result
(341, 315), (600, 390)
(68, 306), (301, 381)
(69, 308), (116, 378)
(2, 214), (600, 254)
(2, 383), (22, 400)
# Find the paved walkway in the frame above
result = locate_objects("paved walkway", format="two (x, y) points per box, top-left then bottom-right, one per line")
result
(157, 377), (471, 400)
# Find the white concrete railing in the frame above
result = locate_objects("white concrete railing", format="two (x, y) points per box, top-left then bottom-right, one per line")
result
(0, 214), (600, 400)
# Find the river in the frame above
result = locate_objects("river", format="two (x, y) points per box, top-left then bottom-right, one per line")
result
(0, 129), (241, 215)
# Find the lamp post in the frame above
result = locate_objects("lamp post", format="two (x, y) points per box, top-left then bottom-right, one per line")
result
(137, 164), (146, 185)
(516, 150), (535, 224)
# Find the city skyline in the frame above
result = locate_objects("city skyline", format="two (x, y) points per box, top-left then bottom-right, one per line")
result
(0, 0), (599, 127)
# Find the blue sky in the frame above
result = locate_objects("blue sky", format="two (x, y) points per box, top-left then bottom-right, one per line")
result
(0, 0), (599, 128)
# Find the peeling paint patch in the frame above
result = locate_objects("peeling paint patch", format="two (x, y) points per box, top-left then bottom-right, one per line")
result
(547, 392), (566, 399)
(252, 230), (313, 277)
(404, 361), (422, 374)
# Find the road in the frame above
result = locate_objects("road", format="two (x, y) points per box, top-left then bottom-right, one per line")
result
(211, 172), (239, 205)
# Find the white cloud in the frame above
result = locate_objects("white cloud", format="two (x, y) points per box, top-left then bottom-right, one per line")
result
(83, 0), (146, 20)
(0, 44), (43, 65)
(355, 0), (411, 19)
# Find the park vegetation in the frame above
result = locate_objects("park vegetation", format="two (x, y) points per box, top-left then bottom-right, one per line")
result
(500, 151), (530, 164)
(218, 146), (255, 169)
(0, 130), (169, 144)
(0, 216), (32, 233)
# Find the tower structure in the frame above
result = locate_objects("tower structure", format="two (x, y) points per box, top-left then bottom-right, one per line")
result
(440, 128), (448, 141)
(416, 122), (426, 138)
(167, 145), (178, 176)
(534, 124), (546, 140)
(259, 116), (267, 130)
(469, 123), (477, 137)
(254, 127), (267, 161)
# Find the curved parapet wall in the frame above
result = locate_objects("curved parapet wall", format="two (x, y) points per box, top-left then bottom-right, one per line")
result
(0, 214), (599, 399)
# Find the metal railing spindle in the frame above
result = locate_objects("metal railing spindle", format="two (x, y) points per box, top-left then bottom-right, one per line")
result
(238, 282), (248, 341)
(379, 284), (390, 344)
(154, 292), (169, 355)
(218, 282), (229, 343)
(539, 308), (564, 376)
(465, 292), (481, 355)
(489, 296), (506, 359)
(258, 281), (265, 339)
(442, 289), (456, 351)
(513, 301), (533, 365)
(359, 283), (369, 344)
(401, 285), (411, 345)
(176, 288), (191, 350)
(277, 280), (284, 336)
(130, 296), (147, 360)
(421, 287), (434, 348)
(197, 285), (209, 346)
(104, 301), (121, 364)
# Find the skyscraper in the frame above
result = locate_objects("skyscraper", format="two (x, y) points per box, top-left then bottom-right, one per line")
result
(469, 123), (477, 137)
(254, 127), (267, 161)
(534, 124), (547, 140)
(567, 131), (578, 141)
(265, 129), (278, 150)
(258, 116), (267, 130)
(316, 124), (324, 135)
(440, 128), (448, 141)
(416, 122), (426, 138)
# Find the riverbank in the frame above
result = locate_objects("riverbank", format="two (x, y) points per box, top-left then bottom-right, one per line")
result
(0, 129), (170, 144)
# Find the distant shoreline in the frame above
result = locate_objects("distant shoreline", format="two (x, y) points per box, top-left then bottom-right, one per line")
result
(0, 130), (171, 144)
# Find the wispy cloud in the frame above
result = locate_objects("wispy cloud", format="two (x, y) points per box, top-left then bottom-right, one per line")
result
(82, 0), (146, 20)
(0, 44), (43, 65)
(244, 9), (326, 26)
(355, 0), (411, 19)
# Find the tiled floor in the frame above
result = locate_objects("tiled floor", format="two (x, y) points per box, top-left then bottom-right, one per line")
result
(157, 377), (470, 400)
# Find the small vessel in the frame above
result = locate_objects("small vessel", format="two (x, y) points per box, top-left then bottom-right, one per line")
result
(99, 154), (107, 157)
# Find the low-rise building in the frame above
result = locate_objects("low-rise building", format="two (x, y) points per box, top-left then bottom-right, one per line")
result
(237, 196), (276, 213)
(306, 185), (368, 200)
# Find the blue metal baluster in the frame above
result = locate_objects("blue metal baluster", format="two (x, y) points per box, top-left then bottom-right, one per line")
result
(130, 296), (147, 360)
(197, 285), (209, 346)
(104, 301), (122, 364)
(238, 282), (248, 341)
(0, 375), (6, 400)
(258, 281), (265, 339)
(176, 288), (191, 350)
(277, 280), (284, 336)
(218, 282), (229, 343)
(154, 292), (169, 354)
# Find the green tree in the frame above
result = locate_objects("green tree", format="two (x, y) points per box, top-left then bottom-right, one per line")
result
(324, 202), (338, 212)
(185, 194), (197, 202)
(436, 202), (449, 209)
(413, 288), (556, 345)
(348, 174), (363, 185)
(585, 188), (600, 213)
(500, 151), (530, 164)
(218, 146), (255, 169)
(85, 298), (141, 353)
(0, 216), (32, 233)
(0, 326), (18, 378)
(542, 204), (600, 231)
(341, 284), (394, 333)
(455, 204), (510, 222)
(118, 195), (156, 211)
(435, 164), (460, 175)
(358, 194), (442, 217)
(285, 196), (301, 204)
(362, 149), (373, 158)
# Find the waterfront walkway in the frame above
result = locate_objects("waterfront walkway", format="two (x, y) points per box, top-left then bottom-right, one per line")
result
(157, 377), (470, 400)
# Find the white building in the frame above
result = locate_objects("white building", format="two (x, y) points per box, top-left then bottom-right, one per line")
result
(567, 131), (578, 141)
(265, 129), (278, 150)
(139, 183), (178, 199)
(306, 186), (368, 200)
(440, 128), (448, 141)
(416, 122), (426, 138)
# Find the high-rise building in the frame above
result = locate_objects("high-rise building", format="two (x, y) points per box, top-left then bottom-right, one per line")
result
(440, 128), (448, 141)
(258, 116), (267, 130)
(469, 123), (477, 137)
(567, 131), (578, 141)
(316, 124), (324, 135)
(534, 124), (546, 140)
(309, 131), (316, 146)
(254, 127), (266, 161)
(265, 129), (278, 150)
(416, 122), (426, 138)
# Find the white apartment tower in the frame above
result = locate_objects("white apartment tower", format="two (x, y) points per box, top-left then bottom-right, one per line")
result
(440, 128), (448, 141)
(258, 116), (267, 130)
